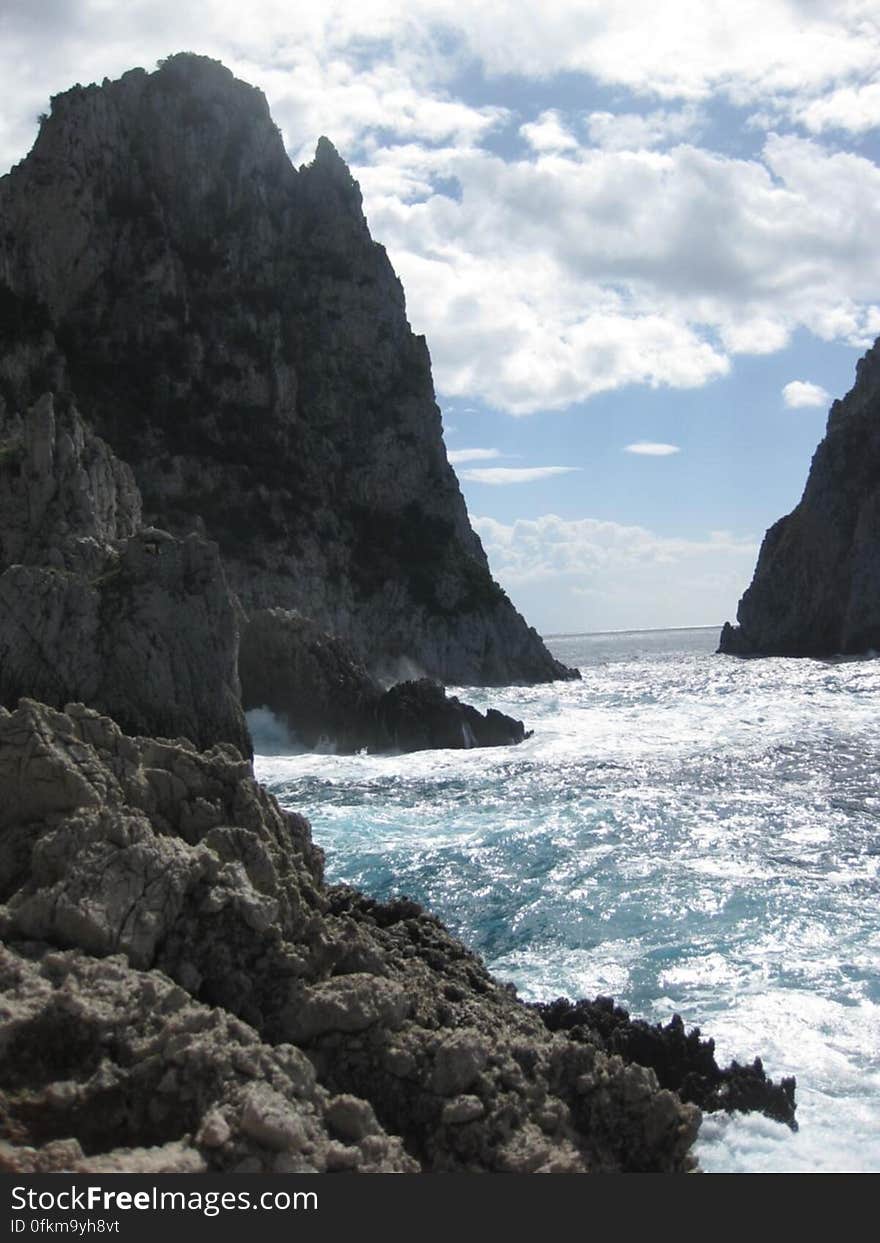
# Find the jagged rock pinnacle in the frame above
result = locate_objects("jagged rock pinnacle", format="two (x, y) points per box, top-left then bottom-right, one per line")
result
(0, 56), (577, 687)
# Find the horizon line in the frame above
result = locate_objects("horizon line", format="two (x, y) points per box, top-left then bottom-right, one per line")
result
(544, 623), (722, 639)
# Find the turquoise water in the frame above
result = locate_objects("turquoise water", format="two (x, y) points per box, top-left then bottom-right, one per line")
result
(255, 626), (880, 1172)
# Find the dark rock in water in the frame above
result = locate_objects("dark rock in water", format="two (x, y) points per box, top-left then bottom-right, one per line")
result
(239, 608), (528, 752)
(0, 53), (578, 689)
(374, 677), (528, 751)
(0, 395), (249, 754)
(720, 338), (880, 657)
(535, 995), (797, 1130)
(239, 609), (380, 751)
(717, 620), (754, 656)
(0, 700), (701, 1173)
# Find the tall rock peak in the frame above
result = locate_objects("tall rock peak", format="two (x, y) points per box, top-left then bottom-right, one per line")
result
(313, 134), (349, 171)
(720, 336), (880, 657)
(1, 57), (575, 687)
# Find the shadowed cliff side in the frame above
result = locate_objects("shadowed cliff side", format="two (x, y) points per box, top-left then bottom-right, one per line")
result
(720, 338), (880, 656)
(0, 393), (249, 754)
(0, 53), (576, 687)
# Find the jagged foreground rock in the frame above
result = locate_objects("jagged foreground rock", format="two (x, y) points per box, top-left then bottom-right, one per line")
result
(0, 53), (575, 688)
(0, 699), (703, 1173)
(720, 339), (880, 656)
(535, 997), (796, 1130)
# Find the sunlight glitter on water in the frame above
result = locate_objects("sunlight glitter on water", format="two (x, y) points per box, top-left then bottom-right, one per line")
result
(255, 626), (880, 1173)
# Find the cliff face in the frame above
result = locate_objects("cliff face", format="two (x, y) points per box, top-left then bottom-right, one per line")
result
(720, 340), (880, 656)
(0, 54), (573, 686)
(0, 393), (249, 753)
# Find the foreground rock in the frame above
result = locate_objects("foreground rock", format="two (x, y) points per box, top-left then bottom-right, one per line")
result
(0, 699), (702, 1173)
(240, 609), (528, 752)
(536, 996), (797, 1130)
(0, 395), (249, 754)
(0, 54), (578, 688)
(0, 946), (416, 1174)
(720, 338), (880, 656)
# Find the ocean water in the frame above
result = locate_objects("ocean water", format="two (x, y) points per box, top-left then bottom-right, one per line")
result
(254, 626), (880, 1173)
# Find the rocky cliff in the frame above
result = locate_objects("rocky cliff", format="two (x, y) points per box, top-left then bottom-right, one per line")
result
(0, 389), (526, 756)
(0, 392), (250, 753)
(0, 699), (702, 1174)
(720, 339), (880, 656)
(0, 53), (574, 688)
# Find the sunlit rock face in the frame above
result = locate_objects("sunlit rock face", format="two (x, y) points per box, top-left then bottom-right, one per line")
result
(720, 339), (880, 657)
(0, 53), (575, 687)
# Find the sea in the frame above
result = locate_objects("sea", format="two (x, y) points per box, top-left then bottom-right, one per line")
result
(253, 625), (880, 1173)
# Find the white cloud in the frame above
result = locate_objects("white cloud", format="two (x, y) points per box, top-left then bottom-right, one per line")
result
(474, 514), (755, 580)
(3, 2), (880, 165)
(472, 512), (760, 631)
(586, 106), (703, 151)
(789, 81), (880, 136)
(368, 131), (880, 411)
(718, 317), (791, 355)
(459, 466), (580, 485)
(432, 1), (880, 104)
(782, 380), (831, 409)
(447, 447), (502, 463)
(521, 110), (579, 153)
(624, 442), (680, 456)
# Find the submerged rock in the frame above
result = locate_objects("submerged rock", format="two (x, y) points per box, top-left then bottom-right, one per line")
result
(0, 698), (702, 1173)
(720, 339), (880, 656)
(239, 609), (529, 752)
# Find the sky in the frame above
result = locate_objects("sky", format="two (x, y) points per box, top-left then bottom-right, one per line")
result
(2, 2), (879, 633)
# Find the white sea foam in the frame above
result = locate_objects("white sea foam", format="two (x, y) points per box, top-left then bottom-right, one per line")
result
(255, 626), (880, 1173)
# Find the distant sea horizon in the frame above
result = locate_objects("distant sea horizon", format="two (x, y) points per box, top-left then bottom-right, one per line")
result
(544, 623), (722, 639)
